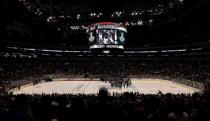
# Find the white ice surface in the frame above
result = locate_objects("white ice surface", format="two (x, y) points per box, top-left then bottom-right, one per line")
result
(13, 79), (200, 95)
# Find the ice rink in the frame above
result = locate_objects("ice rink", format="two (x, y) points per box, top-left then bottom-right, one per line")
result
(12, 78), (200, 95)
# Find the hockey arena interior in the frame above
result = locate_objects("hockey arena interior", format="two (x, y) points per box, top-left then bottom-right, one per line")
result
(0, 0), (210, 121)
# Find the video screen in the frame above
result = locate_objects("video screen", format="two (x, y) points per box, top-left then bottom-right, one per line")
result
(87, 22), (127, 49)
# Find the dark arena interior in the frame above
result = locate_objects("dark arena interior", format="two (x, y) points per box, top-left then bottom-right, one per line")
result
(0, 0), (210, 121)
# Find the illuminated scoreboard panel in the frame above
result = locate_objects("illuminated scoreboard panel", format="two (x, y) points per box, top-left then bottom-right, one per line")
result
(87, 22), (127, 49)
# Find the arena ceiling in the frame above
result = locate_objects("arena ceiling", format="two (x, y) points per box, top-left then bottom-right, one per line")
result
(15, 0), (206, 27)
(0, 0), (210, 48)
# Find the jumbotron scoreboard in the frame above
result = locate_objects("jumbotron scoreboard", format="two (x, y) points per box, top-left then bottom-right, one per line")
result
(86, 22), (127, 49)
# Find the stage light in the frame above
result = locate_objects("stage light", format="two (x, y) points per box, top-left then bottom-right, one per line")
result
(76, 14), (81, 19)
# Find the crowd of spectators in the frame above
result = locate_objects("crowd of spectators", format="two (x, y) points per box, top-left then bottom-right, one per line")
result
(0, 57), (209, 121)
(0, 58), (209, 92)
(0, 88), (210, 121)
